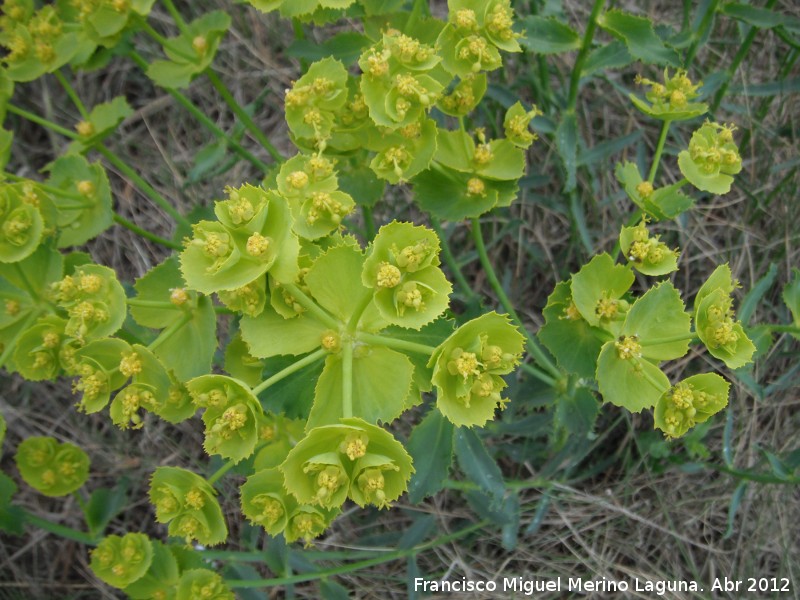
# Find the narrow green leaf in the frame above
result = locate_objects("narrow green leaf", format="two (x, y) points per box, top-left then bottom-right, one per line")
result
(739, 263), (777, 326)
(597, 10), (680, 66)
(454, 428), (504, 508)
(84, 480), (130, 538)
(407, 409), (454, 503)
(723, 481), (747, 539)
(555, 112), (578, 191)
(720, 3), (795, 29)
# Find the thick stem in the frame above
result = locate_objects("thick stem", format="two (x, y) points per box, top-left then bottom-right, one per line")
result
(207, 460), (236, 486)
(252, 348), (327, 396)
(281, 283), (340, 330)
(642, 332), (698, 346)
(470, 218), (562, 382)
(206, 70), (283, 162)
(95, 144), (190, 229)
(346, 291), (374, 333)
(358, 332), (437, 356)
(567, 0), (606, 112)
(648, 120), (672, 183)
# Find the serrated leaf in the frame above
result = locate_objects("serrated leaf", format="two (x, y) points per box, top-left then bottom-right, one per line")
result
(597, 10), (680, 66)
(406, 409), (453, 503)
(582, 40), (633, 76)
(520, 16), (581, 53)
(720, 3), (795, 29)
(288, 32), (370, 65)
(454, 428), (505, 508)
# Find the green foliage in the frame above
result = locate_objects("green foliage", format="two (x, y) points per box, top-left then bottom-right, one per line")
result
(15, 435), (89, 496)
(90, 532), (154, 589)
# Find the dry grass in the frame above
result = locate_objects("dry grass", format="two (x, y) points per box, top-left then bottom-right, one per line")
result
(2, 1), (800, 599)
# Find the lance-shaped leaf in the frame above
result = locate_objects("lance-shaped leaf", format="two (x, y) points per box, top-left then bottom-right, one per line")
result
(149, 466), (227, 545)
(307, 345), (414, 428)
(90, 533), (153, 590)
(429, 312), (524, 427)
(654, 373), (730, 438)
(570, 253), (634, 332)
(596, 282), (691, 412)
(619, 221), (679, 276)
(615, 161), (694, 221)
(538, 281), (605, 379)
(187, 375), (264, 463)
(45, 156), (114, 247)
(130, 257), (217, 381)
(147, 11), (231, 89)
(406, 408), (454, 503)
(15, 436), (90, 497)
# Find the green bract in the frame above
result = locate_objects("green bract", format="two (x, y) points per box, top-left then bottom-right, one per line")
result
(90, 532), (153, 589)
(693, 265), (755, 369)
(570, 253), (634, 333)
(437, 73), (487, 117)
(369, 119), (438, 183)
(615, 161), (694, 221)
(67, 96), (133, 154)
(596, 282), (691, 413)
(503, 101), (540, 149)
(53, 264), (126, 341)
(149, 466), (227, 545)
(281, 418), (414, 510)
(619, 221), (679, 276)
(45, 155), (114, 248)
(187, 375), (264, 463)
(71, 337), (131, 413)
(13, 315), (67, 381)
(176, 569), (234, 600)
(630, 68), (707, 121)
(654, 373), (730, 438)
(359, 31), (445, 129)
(147, 11), (231, 89)
(678, 122), (742, 195)
(15, 435), (89, 496)
(284, 57), (349, 148)
(437, 0), (521, 77)
(0, 182), (44, 263)
(180, 184), (299, 293)
(429, 312), (524, 427)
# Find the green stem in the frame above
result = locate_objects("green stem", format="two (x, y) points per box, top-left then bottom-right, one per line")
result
(128, 51), (270, 173)
(632, 357), (669, 393)
(358, 332), (436, 356)
(226, 520), (488, 588)
(519, 362), (558, 388)
(2, 173), (89, 205)
(567, 0), (606, 112)
(767, 325), (800, 335)
(22, 510), (98, 546)
(707, 462), (800, 485)
(13, 263), (38, 299)
(648, 119), (672, 183)
(430, 217), (478, 302)
(252, 348), (327, 396)
(112, 214), (182, 250)
(148, 313), (192, 351)
(6, 104), (79, 139)
(342, 340), (353, 419)
(207, 460), (236, 486)
(53, 70), (89, 119)
(470, 218), (562, 382)
(281, 283), (339, 330)
(95, 144), (190, 229)
(206, 70), (283, 162)
(138, 19), (196, 62)
(161, 0), (190, 33)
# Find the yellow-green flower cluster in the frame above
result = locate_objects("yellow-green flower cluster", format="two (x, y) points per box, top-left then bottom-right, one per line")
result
(15, 435), (90, 496)
(654, 374), (729, 438)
